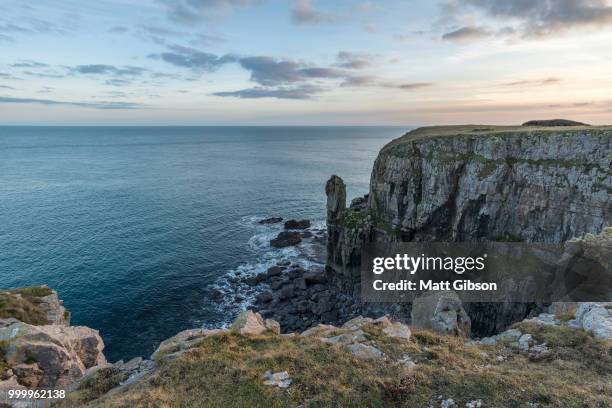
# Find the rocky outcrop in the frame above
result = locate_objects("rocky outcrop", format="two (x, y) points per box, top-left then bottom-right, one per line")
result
(270, 231), (302, 248)
(326, 125), (611, 336)
(411, 291), (471, 337)
(0, 287), (106, 400)
(0, 319), (106, 388)
(284, 219), (311, 230)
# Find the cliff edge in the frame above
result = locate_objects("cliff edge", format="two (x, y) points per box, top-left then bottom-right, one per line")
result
(326, 125), (611, 335)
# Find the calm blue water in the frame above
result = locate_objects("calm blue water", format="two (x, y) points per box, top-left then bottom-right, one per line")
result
(0, 126), (407, 361)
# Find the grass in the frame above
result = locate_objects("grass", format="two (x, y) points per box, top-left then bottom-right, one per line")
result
(0, 286), (52, 325)
(62, 323), (612, 408)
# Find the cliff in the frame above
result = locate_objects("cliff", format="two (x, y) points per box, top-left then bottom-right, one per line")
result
(326, 125), (611, 335)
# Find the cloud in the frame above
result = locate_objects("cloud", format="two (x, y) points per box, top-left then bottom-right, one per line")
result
(449, 0), (612, 38)
(238, 56), (349, 85)
(0, 34), (14, 42)
(22, 71), (65, 78)
(0, 96), (145, 109)
(442, 25), (491, 42)
(398, 82), (436, 90)
(335, 51), (372, 69)
(109, 26), (129, 34)
(291, 0), (335, 25)
(10, 60), (48, 68)
(502, 77), (562, 87)
(160, 0), (259, 24)
(0, 85), (16, 90)
(341, 75), (377, 87)
(213, 84), (323, 99)
(151, 45), (237, 71)
(69, 65), (148, 76)
(105, 79), (131, 86)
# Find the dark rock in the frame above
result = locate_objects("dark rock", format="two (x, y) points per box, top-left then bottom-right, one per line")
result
(284, 219), (311, 230)
(258, 217), (283, 224)
(270, 231), (302, 248)
(208, 288), (224, 301)
(295, 278), (307, 290)
(287, 268), (304, 279)
(304, 270), (327, 285)
(269, 279), (283, 290)
(522, 119), (589, 127)
(300, 231), (313, 238)
(279, 285), (295, 300)
(266, 266), (283, 278)
(245, 273), (267, 286)
(350, 196), (368, 210)
(256, 292), (273, 303)
(321, 310), (339, 322)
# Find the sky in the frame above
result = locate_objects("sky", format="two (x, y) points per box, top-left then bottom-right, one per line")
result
(1, 0), (612, 125)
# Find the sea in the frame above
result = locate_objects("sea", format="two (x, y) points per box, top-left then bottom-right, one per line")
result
(0, 126), (409, 361)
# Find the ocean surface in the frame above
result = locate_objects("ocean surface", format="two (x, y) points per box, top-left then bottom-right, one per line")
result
(0, 126), (408, 361)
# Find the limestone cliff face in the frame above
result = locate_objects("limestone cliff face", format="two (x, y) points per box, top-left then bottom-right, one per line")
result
(326, 125), (612, 335)
(369, 126), (610, 243)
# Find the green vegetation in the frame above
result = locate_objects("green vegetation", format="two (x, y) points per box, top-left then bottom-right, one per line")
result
(11, 286), (53, 299)
(0, 287), (50, 325)
(62, 324), (611, 408)
(338, 210), (369, 230)
(493, 233), (525, 242)
(69, 367), (130, 403)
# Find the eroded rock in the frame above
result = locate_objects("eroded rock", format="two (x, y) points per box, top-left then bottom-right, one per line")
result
(411, 291), (471, 337)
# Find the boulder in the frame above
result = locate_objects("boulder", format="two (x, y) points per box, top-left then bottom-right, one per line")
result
(255, 291), (273, 303)
(231, 311), (278, 336)
(264, 319), (281, 335)
(0, 320), (106, 388)
(284, 219), (311, 230)
(346, 343), (385, 360)
(279, 285), (295, 300)
(266, 266), (283, 277)
(263, 370), (292, 388)
(152, 328), (224, 359)
(411, 291), (471, 337)
(270, 231), (302, 248)
(10, 363), (43, 388)
(304, 270), (327, 285)
(258, 217), (283, 225)
(570, 303), (612, 340)
(382, 322), (411, 340)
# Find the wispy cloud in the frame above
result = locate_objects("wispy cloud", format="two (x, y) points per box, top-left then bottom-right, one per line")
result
(501, 77), (562, 87)
(10, 60), (48, 68)
(69, 65), (148, 76)
(213, 84), (324, 99)
(335, 51), (372, 69)
(443, 0), (612, 40)
(149, 45), (236, 71)
(398, 82), (436, 90)
(0, 96), (145, 109)
(442, 25), (490, 42)
(160, 0), (260, 24)
(291, 0), (336, 25)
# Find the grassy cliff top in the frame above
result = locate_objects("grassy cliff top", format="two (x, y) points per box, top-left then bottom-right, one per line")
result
(61, 322), (611, 408)
(0, 285), (53, 325)
(383, 124), (611, 150)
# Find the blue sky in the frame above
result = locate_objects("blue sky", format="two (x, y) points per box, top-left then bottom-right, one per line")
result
(1, 0), (612, 125)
